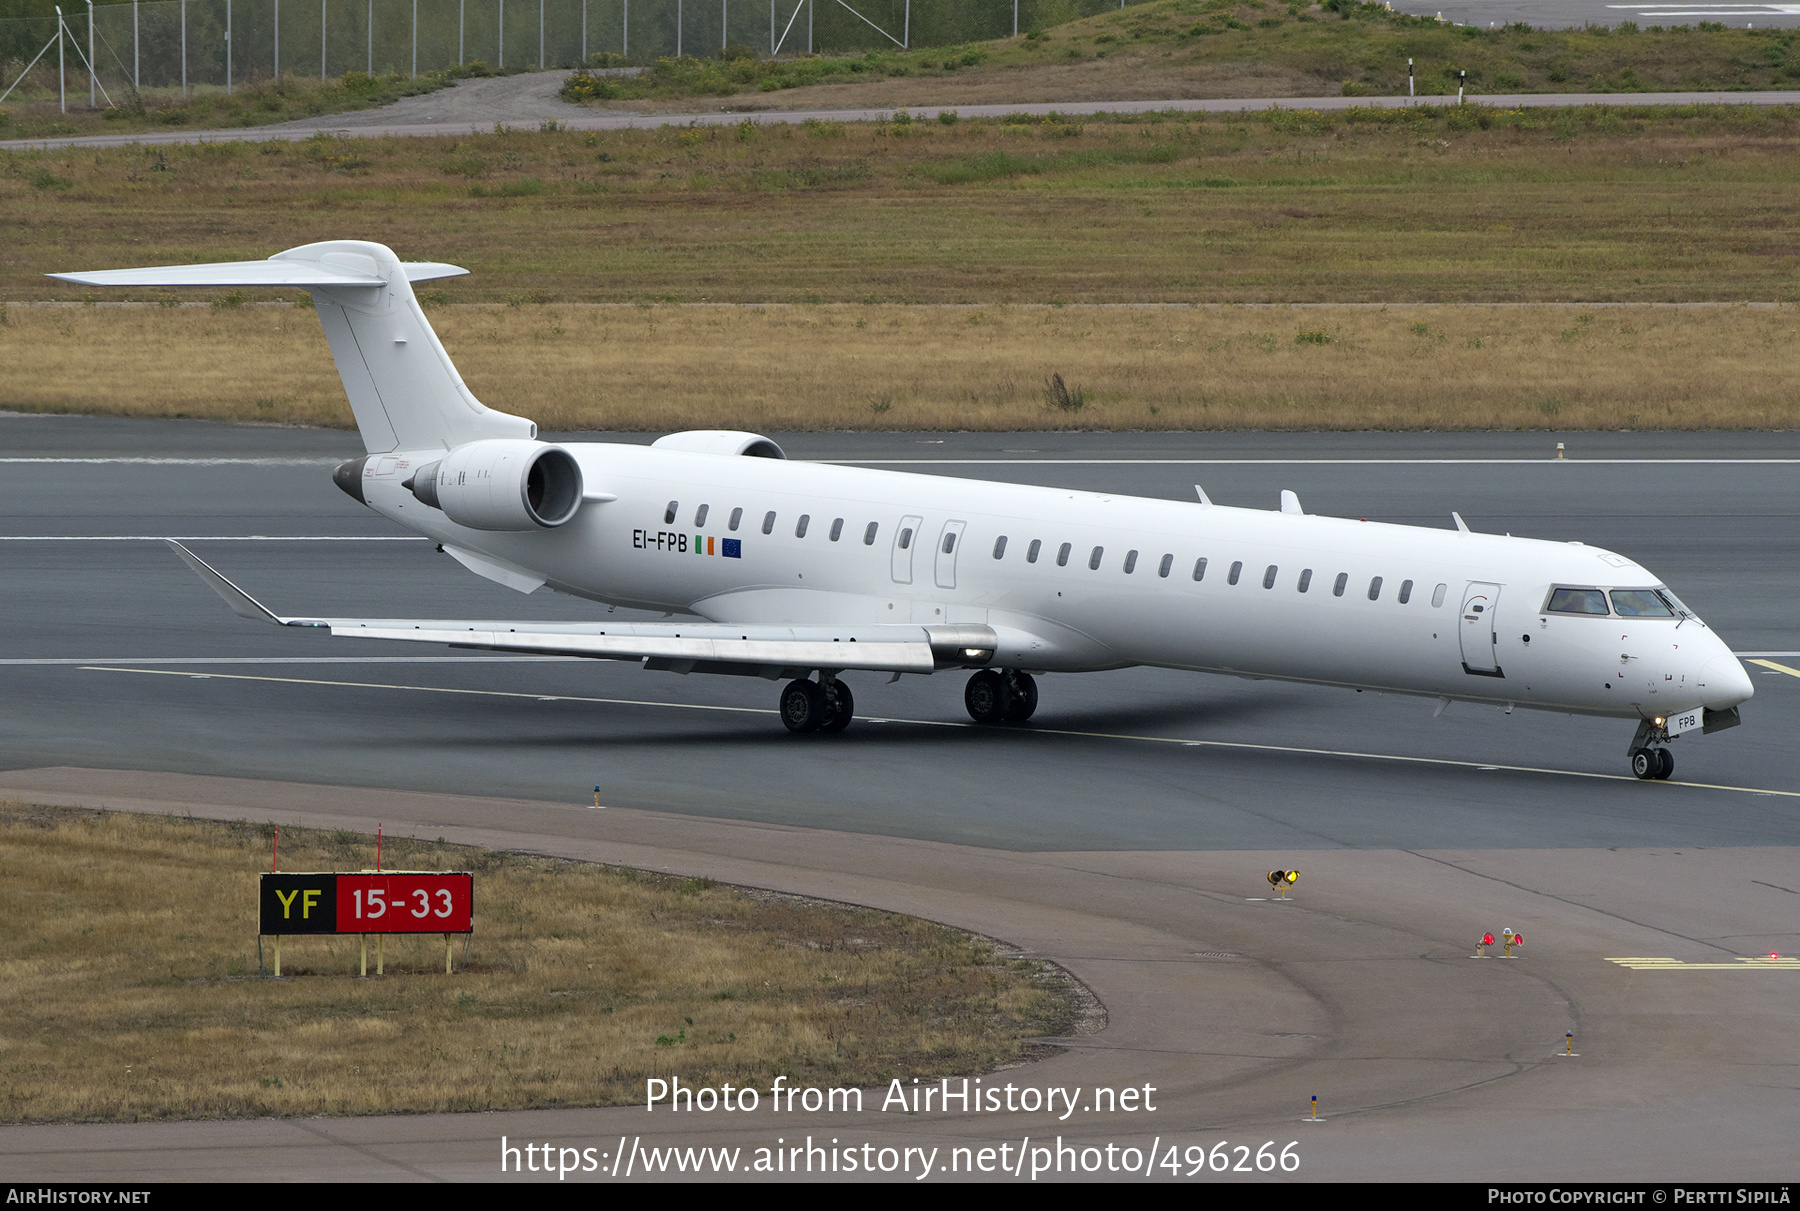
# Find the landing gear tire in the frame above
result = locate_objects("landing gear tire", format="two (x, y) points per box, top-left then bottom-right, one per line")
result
(780, 679), (826, 733)
(820, 680), (854, 733)
(1003, 671), (1038, 722)
(964, 669), (1012, 724)
(1631, 747), (1674, 780)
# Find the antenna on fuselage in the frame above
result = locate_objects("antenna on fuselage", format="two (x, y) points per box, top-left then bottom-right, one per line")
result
(1194, 485), (1213, 506)
(1452, 512), (1472, 533)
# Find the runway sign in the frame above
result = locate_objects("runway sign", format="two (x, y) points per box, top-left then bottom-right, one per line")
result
(259, 872), (473, 935)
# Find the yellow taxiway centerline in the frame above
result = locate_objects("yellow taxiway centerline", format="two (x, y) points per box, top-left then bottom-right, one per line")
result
(1748, 658), (1800, 679)
(79, 665), (1800, 802)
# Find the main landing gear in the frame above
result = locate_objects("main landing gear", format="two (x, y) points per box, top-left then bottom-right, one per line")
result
(780, 677), (853, 734)
(1627, 718), (1674, 781)
(964, 669), (1038, 725)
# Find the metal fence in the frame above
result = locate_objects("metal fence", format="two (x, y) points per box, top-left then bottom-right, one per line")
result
(1, 0), (1132, 102)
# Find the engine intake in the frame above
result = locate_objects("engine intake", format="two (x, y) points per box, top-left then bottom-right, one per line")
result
(405, 440), (584, 530)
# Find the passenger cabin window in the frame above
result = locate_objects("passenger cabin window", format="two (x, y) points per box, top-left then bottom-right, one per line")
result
(1398, 579), (1413, 604)
(1088, 546), (1104, 571)
(795, 515), (810, 538)
(1193, 557), (1207, 582)
(1297, 568), (1313, 593)
(863, 522), (878, 546)
(1262, 565), (1278, 590)
(664, 501), (679, 525)
(1123, 550), (1138, 574)
(1333, 573), (1348, 597)
(762, 511), (777, 535)
(1228, 561), (1243, 586)
(898, 527), (913, 550)
(943, 532), (958, 555)
(1056, 543), (1072, 567)
(729, 507), (743, 532)
(993, 536), (1008, 560)
(1611, 589), (1675, 618)
(829, 518), (844, 542)
(1546, 588), (1609, 616)
(1368, 576), (1383, 601)
(1159, 554), (1173, 578)
(1027, 539), (1042, 564)
(694, 504), (709, 527)
(1432, 582), (1448, 607)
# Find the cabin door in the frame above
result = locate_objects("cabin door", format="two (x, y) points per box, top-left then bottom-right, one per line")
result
(934, 521), (967, 590)
(1459, 582), (1503, 674)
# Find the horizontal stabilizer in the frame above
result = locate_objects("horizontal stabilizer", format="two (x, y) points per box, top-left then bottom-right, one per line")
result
(48, 259), (468, 289)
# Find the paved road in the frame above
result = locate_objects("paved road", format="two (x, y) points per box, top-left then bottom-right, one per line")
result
(1396, 0), (1800, 28)
(6, 79), (1798, 151)
(0, 416), (1795, 1181)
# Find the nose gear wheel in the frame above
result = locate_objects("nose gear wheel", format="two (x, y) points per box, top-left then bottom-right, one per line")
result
(1630, 747), (1674, 780)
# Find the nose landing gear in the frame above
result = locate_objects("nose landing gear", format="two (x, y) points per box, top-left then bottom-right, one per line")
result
(1630, 746), (1674, 780)
(964, 669), (1038, 725)
(1627, 718), (1674, 780)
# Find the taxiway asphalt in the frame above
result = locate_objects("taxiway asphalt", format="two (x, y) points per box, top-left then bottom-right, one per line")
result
(1, 415), (1795, 1180)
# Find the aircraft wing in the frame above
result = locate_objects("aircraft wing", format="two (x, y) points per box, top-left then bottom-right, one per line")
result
(166, 541), (993, 676)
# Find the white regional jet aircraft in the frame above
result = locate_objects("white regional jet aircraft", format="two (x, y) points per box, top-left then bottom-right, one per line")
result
(55, 240), (1754, 779)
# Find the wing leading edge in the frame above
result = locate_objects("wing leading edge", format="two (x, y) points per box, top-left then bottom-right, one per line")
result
(164, 541), (993, 677)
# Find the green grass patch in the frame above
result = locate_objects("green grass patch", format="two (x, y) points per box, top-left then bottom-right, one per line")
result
(558, 0), (1800, 105)
(6, 105), (1800, 305)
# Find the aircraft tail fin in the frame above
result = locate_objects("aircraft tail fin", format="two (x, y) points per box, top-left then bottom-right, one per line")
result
(50, 240), (534, 454)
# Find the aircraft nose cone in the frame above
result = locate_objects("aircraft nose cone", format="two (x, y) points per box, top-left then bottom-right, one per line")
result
(1700, 652), (1754, 709)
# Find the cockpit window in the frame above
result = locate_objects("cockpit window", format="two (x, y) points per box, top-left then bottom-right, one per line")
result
(1611, 589), (1675, 618)
(1546, 588), (1610, 616)
(1657, 589), (1697, 618)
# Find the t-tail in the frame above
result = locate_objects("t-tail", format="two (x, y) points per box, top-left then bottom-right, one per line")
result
(48, 240), (534, 453)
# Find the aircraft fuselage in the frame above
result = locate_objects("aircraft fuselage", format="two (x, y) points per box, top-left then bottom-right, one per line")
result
(354, 442), (1752, 723)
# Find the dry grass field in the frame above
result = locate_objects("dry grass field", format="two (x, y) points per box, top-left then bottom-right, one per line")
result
(4, 300), (1795, 430)
(0, 802), (1077, 1121)
(5, 108), (1800, 307)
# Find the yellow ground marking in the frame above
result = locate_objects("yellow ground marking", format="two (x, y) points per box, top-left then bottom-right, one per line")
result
(78, 665), (1800, 801)
(1748, 658), (1800, 679)
(1606, 957), (1800, 971)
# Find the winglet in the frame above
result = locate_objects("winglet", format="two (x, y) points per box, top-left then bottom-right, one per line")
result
(1452, 512), (1472, 533)
(164, 540), (291, 625)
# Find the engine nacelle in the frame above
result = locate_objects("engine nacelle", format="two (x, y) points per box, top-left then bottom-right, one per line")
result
(649, 430), (787, 459)
(406, 440), (584, 530)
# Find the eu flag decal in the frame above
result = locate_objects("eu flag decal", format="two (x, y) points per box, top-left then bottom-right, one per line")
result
(722, 539), (742, 559)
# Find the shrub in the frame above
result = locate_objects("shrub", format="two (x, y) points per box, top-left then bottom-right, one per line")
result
(560, 70), (619, 102)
